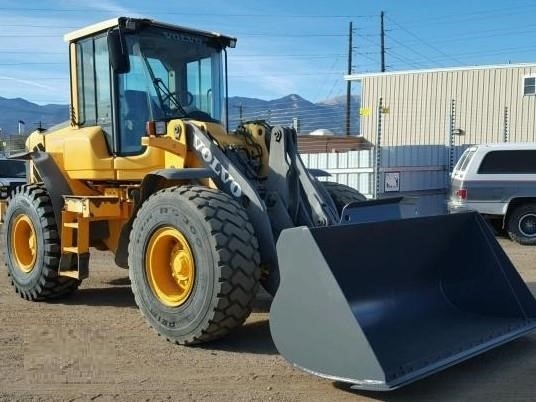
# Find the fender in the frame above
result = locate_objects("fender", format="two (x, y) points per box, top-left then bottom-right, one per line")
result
(114, 167), (214, 268)
(22, 149), (73, 226)
(20, 149), (87, 272)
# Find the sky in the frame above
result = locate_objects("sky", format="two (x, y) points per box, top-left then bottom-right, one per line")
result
(1, 0), (536, 105)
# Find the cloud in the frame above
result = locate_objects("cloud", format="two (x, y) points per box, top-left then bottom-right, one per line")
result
(0, 76), (56, 91)
(80, 0), (140, 17)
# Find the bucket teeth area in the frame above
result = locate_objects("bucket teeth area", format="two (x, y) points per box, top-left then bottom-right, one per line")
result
(269, 212), (536, 391)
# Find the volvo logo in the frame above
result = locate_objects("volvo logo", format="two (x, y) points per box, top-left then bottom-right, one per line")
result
(193, 135), (242, 198)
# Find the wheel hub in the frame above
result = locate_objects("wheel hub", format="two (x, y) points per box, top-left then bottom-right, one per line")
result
(519, 213), (536, 237)
(146, 227), (195, 307)
(12, 215), (37, 273)
(170, 246), (194, 292)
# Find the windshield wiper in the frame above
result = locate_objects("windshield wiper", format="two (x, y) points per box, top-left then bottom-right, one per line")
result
(133, 42), (189, 119)
(153, 78), (188, 117)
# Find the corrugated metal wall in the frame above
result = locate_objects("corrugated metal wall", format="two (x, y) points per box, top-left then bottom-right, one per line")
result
(301, 150), (374, 197)
(354, 64), (536, 214)
(359, 65), (536, 146)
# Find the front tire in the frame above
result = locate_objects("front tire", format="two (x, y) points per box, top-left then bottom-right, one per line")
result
(128, 185), (260, 344)
(507, 204), (536, 245)
(2, 184), (80, 300)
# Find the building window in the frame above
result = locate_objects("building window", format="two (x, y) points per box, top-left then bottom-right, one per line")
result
(524, 76), (536, 95)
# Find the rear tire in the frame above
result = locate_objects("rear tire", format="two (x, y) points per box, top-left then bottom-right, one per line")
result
(321, 181), (366, 213)
(507, 204), (536, 245)
(1, 184), (81, 300)
(128, 185), (260, 344)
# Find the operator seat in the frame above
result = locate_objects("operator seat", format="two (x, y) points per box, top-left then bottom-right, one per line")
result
(121, 90), (151, 153)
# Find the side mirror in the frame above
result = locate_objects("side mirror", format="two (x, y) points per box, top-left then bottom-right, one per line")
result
(107, 29), (130, 74)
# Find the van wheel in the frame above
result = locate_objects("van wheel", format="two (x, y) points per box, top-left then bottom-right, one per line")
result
(507, 204), (536, 245)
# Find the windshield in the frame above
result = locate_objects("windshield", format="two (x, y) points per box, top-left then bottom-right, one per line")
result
(117, 26), (225, 153)
(0, 159), (25, 178)
(121, 27), (224, 119)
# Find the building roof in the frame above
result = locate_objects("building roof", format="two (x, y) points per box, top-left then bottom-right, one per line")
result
(297, 135), (372, 154)
(345, 63), (536, 81)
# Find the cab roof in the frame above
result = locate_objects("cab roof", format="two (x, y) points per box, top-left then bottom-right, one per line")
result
(64, 17), (236, 48)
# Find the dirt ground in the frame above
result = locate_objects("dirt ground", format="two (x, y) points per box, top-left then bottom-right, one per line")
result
(1, 237), (536, 402)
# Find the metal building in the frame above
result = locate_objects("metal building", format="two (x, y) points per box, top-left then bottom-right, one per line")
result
(345, 63), (536, 214)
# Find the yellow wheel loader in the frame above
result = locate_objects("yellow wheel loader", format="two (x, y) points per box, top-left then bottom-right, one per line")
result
(2, 17), (536, 391)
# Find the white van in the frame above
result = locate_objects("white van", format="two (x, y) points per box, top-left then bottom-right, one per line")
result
(448, 143), (536, 245)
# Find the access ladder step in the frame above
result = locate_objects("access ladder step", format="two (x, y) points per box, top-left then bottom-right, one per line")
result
(58, 253), (90, 280)
(63, 195), (121, 219)
(63, 222), (79, 229)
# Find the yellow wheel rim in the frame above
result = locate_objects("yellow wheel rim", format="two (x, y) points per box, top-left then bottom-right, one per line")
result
(12, 215), (37, 273)
(146, 227), (195, 307)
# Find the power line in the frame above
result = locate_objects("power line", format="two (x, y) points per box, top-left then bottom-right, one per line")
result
(313, 56), (344, 102)
(0, 50), (63, 54)
(394, 4), (536, 26)
(385, 16), (465, 65)
(229, 72), (343, 78)
(355, 52), (380, 65)
(234, 53), (345, 58)
(385, 33), (449, 66)
(384, 49), (429, 69)
(0, 7), (373, 18)
(0, 34), (62, 37)
(0, 76), (66, 80)
(237, 33), (346, 38)
(0, 62), (64, 66)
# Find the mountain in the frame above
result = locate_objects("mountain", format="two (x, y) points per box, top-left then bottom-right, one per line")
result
(228, 94), (360, 134)
(0, 97), (68, 135)
(0, 94), (360, 136)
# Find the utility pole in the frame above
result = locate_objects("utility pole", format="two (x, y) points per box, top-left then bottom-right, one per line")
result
(380, 11), (386, 72)
(238, 104), (243, 122)
(34, 121), (45, 132)
(345, 21), (353, 136)
(232, 104), (245, 123)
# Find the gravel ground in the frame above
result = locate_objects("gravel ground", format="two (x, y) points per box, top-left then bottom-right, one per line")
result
(0, 237), (535, 401)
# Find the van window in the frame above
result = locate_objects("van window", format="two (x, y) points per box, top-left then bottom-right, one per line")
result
(455, 149), (476, 172)
(478, 150), (536, 174)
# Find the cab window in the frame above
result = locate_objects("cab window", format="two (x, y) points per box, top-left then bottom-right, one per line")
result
(76, 35), (112, 145)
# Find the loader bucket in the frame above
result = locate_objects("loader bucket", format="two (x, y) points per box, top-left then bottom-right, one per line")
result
(269, 212), (536, 391)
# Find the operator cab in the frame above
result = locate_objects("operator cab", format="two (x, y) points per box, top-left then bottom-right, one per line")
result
(65, 17), (236, 155)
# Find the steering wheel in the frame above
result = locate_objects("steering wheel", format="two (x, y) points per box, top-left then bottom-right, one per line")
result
(162, 90), (194, 107)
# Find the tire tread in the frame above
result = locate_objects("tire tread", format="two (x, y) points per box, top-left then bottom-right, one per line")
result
(2, 184), (80, 301)
(129, 185), (260, 345)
